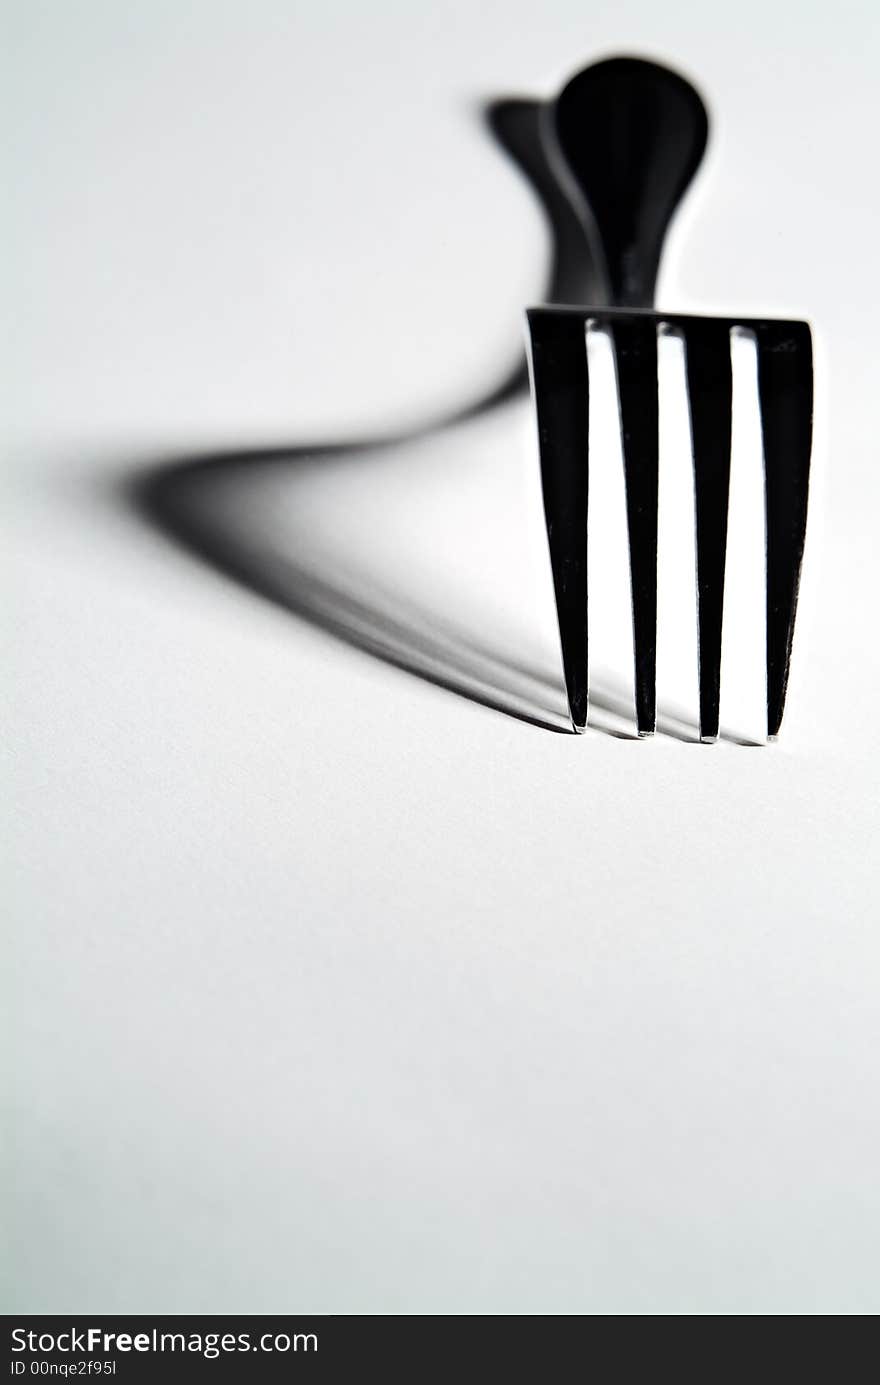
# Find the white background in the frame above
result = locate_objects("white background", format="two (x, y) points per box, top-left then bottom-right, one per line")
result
(4, 0), (879, 1313)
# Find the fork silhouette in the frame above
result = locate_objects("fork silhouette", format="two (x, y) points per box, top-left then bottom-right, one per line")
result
(526, 57), (813, 741)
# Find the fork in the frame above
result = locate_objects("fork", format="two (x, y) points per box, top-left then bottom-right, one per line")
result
(525, 57), (814, 741)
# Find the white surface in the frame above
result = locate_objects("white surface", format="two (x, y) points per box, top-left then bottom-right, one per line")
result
(4, 0), (880, 1314)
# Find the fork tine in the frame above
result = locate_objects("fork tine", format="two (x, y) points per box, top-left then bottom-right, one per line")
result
(611, 317), (659, 735)
(683, 320), (733, 742)
(526, 309), (590, 730)
(754, 322), (814, 739)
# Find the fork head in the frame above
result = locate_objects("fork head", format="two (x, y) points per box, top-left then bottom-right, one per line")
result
(526, 306), (813, 741)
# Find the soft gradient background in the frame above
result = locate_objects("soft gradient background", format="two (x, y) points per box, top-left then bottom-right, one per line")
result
(4, 0), (879, 1313)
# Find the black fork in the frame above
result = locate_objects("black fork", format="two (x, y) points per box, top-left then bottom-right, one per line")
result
(526, 57), (813, 741)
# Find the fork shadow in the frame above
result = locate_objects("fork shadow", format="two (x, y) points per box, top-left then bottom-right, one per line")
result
(121, 91), (617, 735)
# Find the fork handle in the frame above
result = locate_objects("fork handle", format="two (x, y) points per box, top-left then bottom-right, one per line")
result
(552, 57), (709, 309)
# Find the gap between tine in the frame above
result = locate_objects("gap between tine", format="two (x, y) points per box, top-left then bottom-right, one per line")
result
(526, 309), (590, 731)
(754, 322), (814, 739)
(611, 316), (659, 736)
(683, 320), (733, 742)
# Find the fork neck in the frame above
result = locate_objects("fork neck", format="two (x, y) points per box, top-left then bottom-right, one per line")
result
(551, 57), (709, 311)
